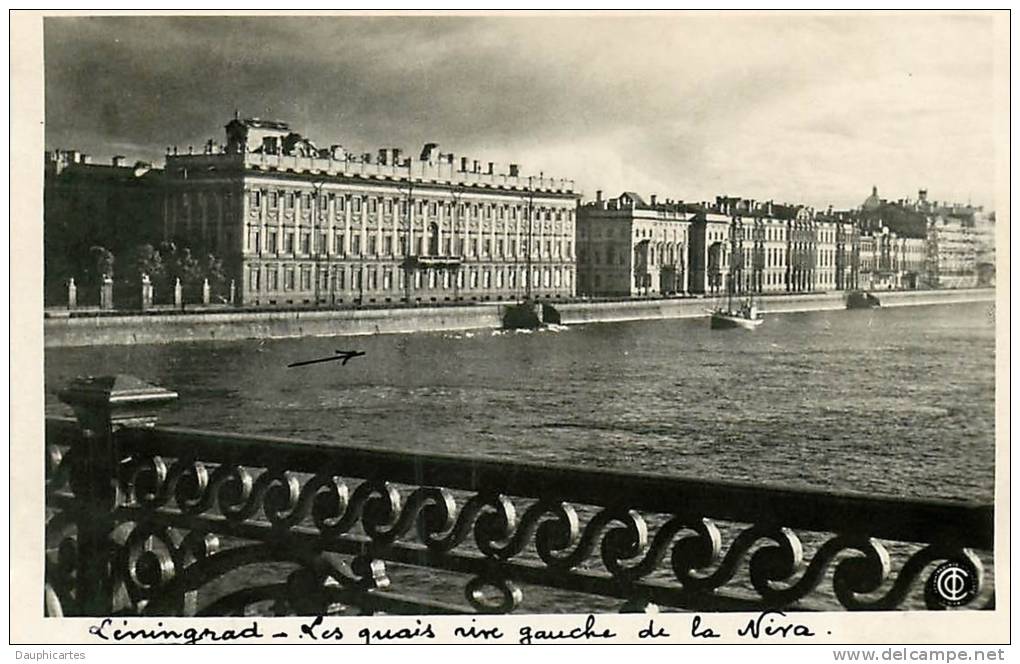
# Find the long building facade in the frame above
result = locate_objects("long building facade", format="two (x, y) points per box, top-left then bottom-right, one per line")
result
(45, 126), (987, 309)
(163, 118), (580, 306)
(579, 193), (862, 298)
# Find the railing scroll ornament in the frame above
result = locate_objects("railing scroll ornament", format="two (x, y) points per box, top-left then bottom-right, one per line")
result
(45, 375), (993, 617)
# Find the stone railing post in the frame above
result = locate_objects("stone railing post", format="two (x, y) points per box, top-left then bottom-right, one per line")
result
(201, 278), (211, 305)
(140, 274), (153, 311)
(229, 279), (236, 306)
(67, 278), (77, 310)
(99, 276), (114, 311)
(174, 278), (183, 310)
(58, 375), (178, 615)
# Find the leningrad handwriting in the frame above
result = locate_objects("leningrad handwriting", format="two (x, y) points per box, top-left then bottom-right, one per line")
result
(87, 612), (820, 644)
(88, 618), (263, 645)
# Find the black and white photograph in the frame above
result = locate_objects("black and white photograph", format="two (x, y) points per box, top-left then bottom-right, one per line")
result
(11, 9), (1009, 648)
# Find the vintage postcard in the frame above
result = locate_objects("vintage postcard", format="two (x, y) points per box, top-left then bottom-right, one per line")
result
(9, 9), (1010, 652)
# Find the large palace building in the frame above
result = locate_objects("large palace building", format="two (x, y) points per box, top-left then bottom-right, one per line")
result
(163, 117), (580, 306)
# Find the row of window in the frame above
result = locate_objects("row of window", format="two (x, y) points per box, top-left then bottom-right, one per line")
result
(579, 247), (686, 267)
(247, 190), (575, 223)
(247, 229), (573, 260)
(247, 264), (574, 292)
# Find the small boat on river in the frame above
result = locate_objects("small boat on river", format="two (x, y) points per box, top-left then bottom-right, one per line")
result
(710, 297), (764, 330)
(846, 290), (881, 310)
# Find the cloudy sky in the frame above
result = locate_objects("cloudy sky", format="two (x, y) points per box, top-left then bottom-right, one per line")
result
(44, 13), (1002, 210)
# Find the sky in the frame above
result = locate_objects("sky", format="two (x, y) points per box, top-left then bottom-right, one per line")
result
(44, 13), (1002, 210)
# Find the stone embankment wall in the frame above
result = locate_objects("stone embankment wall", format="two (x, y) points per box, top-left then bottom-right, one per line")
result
(44, 288), (996, 348)
(45, 305), (505, 348)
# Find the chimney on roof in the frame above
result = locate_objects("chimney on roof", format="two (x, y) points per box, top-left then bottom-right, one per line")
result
(596, 190), (603, 204)
(460, 157), (469, 172)
(509, 163), (520, 177)
(650, 194), (657, 205)
(473, 160), (480, 173)
(487, 162), (495, 175)
(112, 155), (126, 167)
(420, 142), (440, 163)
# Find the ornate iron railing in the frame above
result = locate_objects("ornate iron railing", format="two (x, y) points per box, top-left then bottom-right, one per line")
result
(45, 375), (994, 617)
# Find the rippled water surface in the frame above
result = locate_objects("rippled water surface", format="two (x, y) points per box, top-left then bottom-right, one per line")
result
(46, 302), (997, 502)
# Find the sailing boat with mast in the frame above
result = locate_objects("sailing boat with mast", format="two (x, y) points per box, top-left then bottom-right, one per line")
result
(710, 289), (764, 329)
(709, 232), (764, 330)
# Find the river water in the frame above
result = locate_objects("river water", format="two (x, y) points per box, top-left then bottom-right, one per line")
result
(46, 302), (996, 501)
(45, 302), (997, 611)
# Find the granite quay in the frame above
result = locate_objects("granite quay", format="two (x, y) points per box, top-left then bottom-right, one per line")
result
(43, 287), (995, 348)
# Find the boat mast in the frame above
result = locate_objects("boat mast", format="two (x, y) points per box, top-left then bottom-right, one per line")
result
(525, 177), (533, 302)
(728, 216), (735, 311)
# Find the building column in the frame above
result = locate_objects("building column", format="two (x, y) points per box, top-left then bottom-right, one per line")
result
(343, 195), (352, 296)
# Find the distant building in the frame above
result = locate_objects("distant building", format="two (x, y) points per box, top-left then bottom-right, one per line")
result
(835, 216), (860, 291)
(926, 214), (977, 288)
(900, 236), (927, 288)
(712, 197), (810, 294)
(973, 211), (996, 286)
(688, 208), (732, 295)
(576, 192), (692, 296)
(580, 192), (863, 298)
(789, 205), (818, 292)
(857, 185), (982, 290)
(815, 214), (838, 292)
(43, 149), (163, 305)
(859, 185), (927, 239)
(858, 234), (877, 289)
(163, 117), (580, 306)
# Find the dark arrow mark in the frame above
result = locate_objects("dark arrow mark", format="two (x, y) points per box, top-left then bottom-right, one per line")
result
(287, 350), (366, 368)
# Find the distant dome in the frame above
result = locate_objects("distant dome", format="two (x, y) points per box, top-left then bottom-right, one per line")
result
(862, 185), (882, 211)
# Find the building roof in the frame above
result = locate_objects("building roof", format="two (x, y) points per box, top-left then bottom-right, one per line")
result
(226, 117), (290, 131)
(620, 192), (647, 207)
(863, 185), (882, 211)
